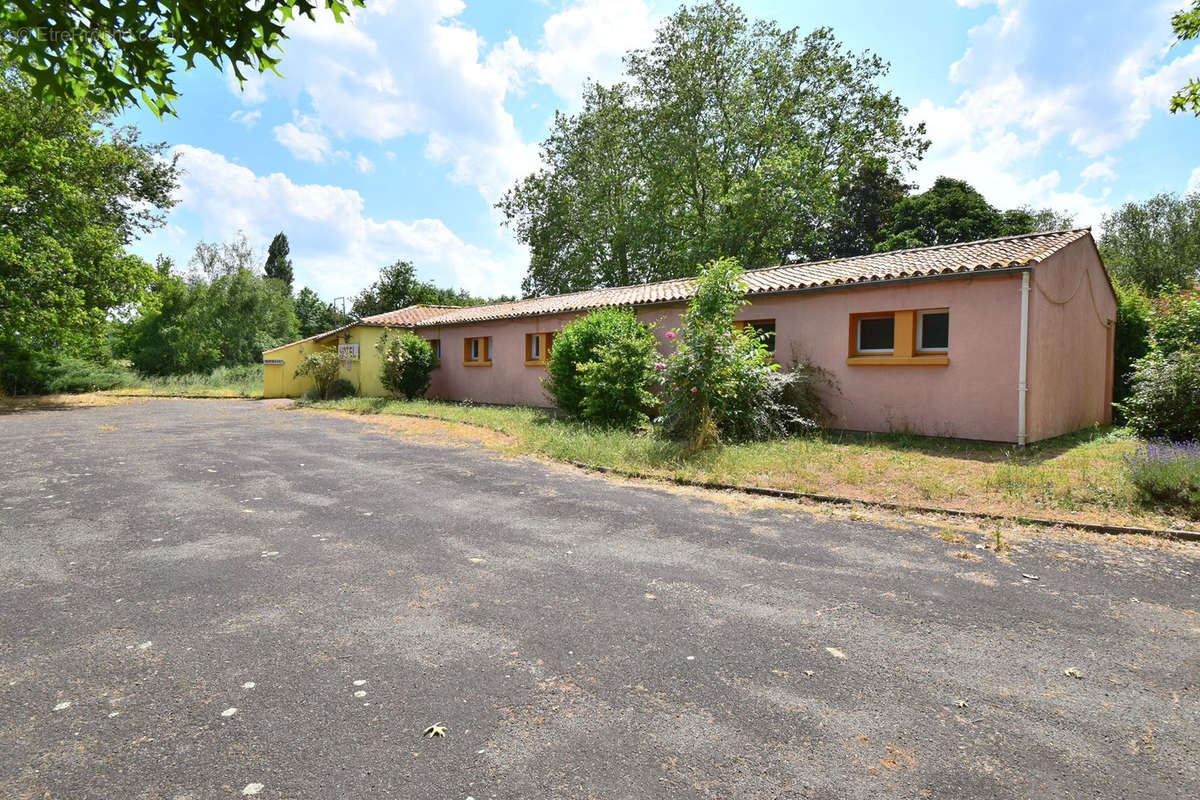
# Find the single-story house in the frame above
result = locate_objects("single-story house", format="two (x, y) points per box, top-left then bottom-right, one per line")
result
(263, 228), (1117, 444)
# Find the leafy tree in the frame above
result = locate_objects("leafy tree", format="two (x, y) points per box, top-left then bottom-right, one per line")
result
(875, 177), (1073, 251)
(1001, 206), (1076, 235)
(544, 307), (658, 425)
(1098, 193), (1200, 292)
(818, 158), (912, 258)
(1171, 1), (1200, 115)
(377, 330), (436, 400)
(0, 1), (363, 117)
(117, 237), (299, 374)
(295, 287), (342, 338)
(294, 350), (343, 400)
(500, 1), (928, 296)
(264, 232), (294, 287)
(351, 260), (503, 318)
(1112, 280), (1154, 410)
(0, 72), (178, 393)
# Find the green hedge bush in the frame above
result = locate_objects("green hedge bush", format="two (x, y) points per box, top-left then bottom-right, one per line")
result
(544, 307), (658, 427)
(377, 330), (435, 400)
(657, 258), (825, 449)
(1119, 285), (1199, 440)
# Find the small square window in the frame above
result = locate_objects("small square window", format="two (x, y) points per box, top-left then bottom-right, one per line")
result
(428, 338), (441, 364)
(525, 332), (555, 365)
(857, 316), (895, 352)
(743, 320), (776, 354)
(464, 336), (491, 365)
(917, 310), (949, 352)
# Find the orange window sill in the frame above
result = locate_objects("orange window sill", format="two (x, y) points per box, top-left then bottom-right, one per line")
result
(462, 360), (493, 367)
(846, 354), (949, 366)
(524, 359), (549, 367)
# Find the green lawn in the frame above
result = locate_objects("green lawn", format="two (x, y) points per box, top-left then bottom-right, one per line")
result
(301, 396), (1191, 532)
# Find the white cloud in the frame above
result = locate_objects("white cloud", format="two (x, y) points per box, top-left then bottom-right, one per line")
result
(908, 0), (1200, 229)
(1079, 157), (1117, 187)
(354, 154), (374, 174)
(227, 0), (657, 199)
(135, 146), (525, 299)
(229, 109), (261, 129)
(533, 0), (657, 104)
(239, 2), (541, 200)
(1188, 166), (1200, 194)
(273, 115), (334, 163)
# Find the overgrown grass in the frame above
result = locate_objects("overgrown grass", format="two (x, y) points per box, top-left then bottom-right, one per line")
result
(301, 396), (1191, 530)
(8, 358), (264, 398)
(131, 364), (263, 397)
(1124, 441), (1200, 519)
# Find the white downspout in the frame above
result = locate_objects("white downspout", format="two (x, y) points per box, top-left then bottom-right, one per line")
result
(1017, 271), (1030, 447)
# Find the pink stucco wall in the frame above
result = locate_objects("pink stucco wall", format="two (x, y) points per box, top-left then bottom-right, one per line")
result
(702, 275), (1024, 442)
(417, 245), (1114, 443)
(1025, 239), (1118, 442)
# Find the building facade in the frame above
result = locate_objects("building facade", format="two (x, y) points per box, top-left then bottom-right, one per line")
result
(263, 229), (1117, 444)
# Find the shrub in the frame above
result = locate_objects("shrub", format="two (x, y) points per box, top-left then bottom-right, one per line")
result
(1113, 280), (1152, 407)
(294, 350), (343, 400)
(1124, 440), (1200, 518)
(1149, 284), (1199, 355)
(377, 329), (435, 400)
(1119, 283), (1200, 439)
(657, 258), (825, 449)
(1119, 351), (1200, 441)
(41, 357), (141, 393)
(574, 322), (659, 428)
(544, 307), (658, 426)
(327, 377), (357, 399)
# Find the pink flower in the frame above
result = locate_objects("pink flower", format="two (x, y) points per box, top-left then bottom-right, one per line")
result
(654, 362), (664, 370)
(690, 386), (698, 393)
(665, 331), (676, 339)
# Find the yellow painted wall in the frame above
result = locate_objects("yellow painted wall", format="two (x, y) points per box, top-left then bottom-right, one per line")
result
(261, 334), (338, 398)
(261, 325), (396, 398)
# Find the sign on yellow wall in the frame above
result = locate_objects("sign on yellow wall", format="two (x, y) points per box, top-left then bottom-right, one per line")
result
(337, 344), (359, 362)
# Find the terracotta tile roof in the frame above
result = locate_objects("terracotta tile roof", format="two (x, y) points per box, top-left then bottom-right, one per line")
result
(400, 228), (1092, 328)
(262, 305), (461, 353)
(360, 305), (463, 326)
(266, 228), (1092, 352)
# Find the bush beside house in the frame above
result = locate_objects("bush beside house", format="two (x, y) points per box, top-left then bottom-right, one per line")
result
(1120, 285), (1200, 440)
(294, 351), (343, 401)
(544, 307), (658, 428)
(377, 330), (436, 400)
(658, 258), (827, 450)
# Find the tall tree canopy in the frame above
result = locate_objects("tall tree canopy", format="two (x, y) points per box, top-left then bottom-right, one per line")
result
(295, 287), (342, 338)
(0, 71), (178, 391)
(0, 1), (363, 116)
(874, 177), (1074, 252)
(116, 236), (299, 375)
(499, 1), (928, 296)
(350, 260), (507, 318)
(1098, 192), (1200, 292)
(264, 232), (294, 287)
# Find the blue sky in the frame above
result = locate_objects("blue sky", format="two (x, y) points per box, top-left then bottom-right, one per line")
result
(123, 0), (1200, 301)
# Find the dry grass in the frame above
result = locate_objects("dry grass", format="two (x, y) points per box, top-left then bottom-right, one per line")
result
(0, 392), (143, 414)
(299, 396), (1195, 532)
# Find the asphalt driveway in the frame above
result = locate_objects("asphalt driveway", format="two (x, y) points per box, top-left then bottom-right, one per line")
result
(1, 398), (1197, 799)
